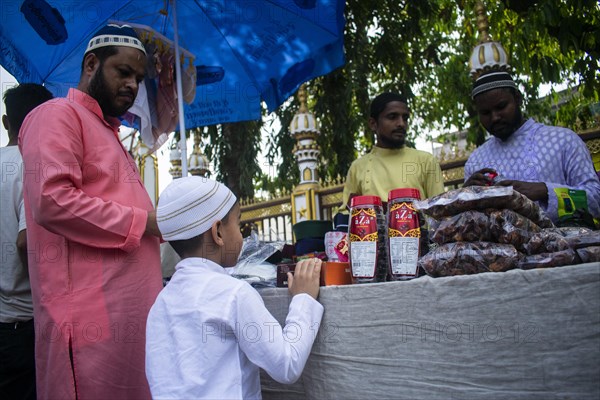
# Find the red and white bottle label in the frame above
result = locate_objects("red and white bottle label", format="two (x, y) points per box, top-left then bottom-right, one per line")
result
(349, 207), (378, 278)
(388, 202), (420, 276)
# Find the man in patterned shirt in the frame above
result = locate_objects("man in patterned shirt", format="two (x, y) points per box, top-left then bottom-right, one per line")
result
(464, 71), (600, 223)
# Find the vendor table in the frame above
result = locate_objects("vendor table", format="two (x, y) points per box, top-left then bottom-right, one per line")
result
(258, 262), (600, 400)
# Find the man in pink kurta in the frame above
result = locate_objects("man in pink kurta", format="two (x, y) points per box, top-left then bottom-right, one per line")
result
(18, 25), (163, 399)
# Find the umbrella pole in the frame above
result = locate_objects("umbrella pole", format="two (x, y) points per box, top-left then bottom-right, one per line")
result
(172, 0), (188, 177)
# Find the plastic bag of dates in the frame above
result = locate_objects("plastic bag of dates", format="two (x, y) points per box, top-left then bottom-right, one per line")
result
(429, 210), (494, 244)
(518, 248), (579, 270)
(576, 246), (600, 263)
(563, 231), (600, 249)
(488, 209), (542, 251)
(557, 227), (593, 237)
(523, 230), (571, 255)
(414, 186), (554, 228)
(523, 227), (599, 255)
(429, 209), (540, 252)
(418, 242), (520, 277)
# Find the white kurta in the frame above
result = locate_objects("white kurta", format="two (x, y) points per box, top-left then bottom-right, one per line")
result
(146, 257), (324, 399)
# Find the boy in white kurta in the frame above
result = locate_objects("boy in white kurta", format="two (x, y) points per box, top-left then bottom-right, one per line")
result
(146, 176), (324, 399)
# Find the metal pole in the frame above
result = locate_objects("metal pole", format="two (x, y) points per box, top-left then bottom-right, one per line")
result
(172, 0), (188, 177)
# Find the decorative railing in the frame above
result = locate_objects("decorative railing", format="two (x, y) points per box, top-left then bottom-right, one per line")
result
(318, 180), (345, 221)
(240, 128), (600, 242)
(579, 128), (600, 172)
(240, 194), (293, 242)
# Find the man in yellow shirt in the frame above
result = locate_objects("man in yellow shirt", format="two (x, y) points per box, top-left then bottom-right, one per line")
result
(341, 92), (445, 209)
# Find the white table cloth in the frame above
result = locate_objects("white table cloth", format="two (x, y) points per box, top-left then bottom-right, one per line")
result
(259, 262), (600, 400)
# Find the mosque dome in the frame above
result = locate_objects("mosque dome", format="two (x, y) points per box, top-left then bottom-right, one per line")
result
(469, 1), (512, 80)
(188, 131), (210, 177)
(289, 85), (319, 136)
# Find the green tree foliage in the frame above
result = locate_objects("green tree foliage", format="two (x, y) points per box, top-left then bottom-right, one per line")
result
(417, 0), (599, 144)
(258, 103), (299, 195)
(200, 120), (263, 198)
(279, 0), (447, 185)
(197, 0), (599, 198)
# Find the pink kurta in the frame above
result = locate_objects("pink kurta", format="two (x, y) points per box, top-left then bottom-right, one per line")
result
(19, 89), (163, 400)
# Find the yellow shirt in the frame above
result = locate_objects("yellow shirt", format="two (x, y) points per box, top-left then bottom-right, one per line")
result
(341, 146), (445, 209)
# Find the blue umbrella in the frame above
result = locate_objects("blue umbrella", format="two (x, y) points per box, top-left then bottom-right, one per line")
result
(0, 0), (345, 174)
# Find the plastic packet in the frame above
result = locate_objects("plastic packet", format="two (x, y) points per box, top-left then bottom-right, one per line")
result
(414, 186), (510, 218)
(563, 231), (600, 249)
(488, 209), (542, 251)
(556, 226), (593, 237)
(429, 210), (493, 244)
(418, 242), (520, 277)
(576, 246), (600, 263)
(518, 249), (579, 270)
(414, 186), (554, 228)
(230, 231), (285, 287)
(523, 230), (571, 255)
(428, 209), (540, 252)
(231, 263), (278, 288)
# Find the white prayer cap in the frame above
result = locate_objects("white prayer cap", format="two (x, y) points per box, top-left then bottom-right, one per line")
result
(85, 24), (146, 55)
(157, 176), (237, 241)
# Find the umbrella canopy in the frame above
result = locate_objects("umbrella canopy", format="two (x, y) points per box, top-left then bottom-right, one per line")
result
(0, 0), (345, 131)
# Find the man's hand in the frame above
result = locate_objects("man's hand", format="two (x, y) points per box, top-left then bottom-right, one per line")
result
(288, 258), (322, 300)
(464, 168), (497, 187)
(496, 180), (548, 202)
(145, 210), (162, 237)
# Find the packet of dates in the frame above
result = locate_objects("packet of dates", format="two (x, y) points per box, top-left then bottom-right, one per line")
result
(521, 228), (600, 266)
(576, 246), (600, 263)
(418, 242), (520, 277)
(518, 249), (580, 270)
(428, 209), (541, 252)
(414, 186), (554, 229)
(523, 228), (600, 255)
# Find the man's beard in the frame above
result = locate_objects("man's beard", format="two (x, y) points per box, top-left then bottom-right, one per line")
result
(493, 107), (524, 141)
(88, 64), (130, 117)
(378, 134), (405, 149)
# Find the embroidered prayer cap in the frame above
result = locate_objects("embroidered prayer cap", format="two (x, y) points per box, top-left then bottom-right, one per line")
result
(471, 71), (518, 98)
(85, 24), (146, 55)
(157, 176), (237, 241)
(468, 1), (514, 98)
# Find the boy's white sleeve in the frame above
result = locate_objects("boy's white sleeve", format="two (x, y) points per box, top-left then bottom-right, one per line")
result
(234, 286), (324, 384)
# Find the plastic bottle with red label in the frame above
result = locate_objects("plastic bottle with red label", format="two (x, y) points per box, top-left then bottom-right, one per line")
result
(348, 195), (387, 283)
(387, 188), (422, 280)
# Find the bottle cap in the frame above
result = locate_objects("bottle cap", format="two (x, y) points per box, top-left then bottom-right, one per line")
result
(350, 195), (382, 207)
(388, 188), (421, 201)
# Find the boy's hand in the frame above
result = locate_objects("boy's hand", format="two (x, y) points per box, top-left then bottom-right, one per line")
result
(288, 258), (322, 300)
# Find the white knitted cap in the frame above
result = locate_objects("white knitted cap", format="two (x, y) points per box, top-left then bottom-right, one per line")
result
(85, 24), (146, 55)
(157, 176), (237, 241)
